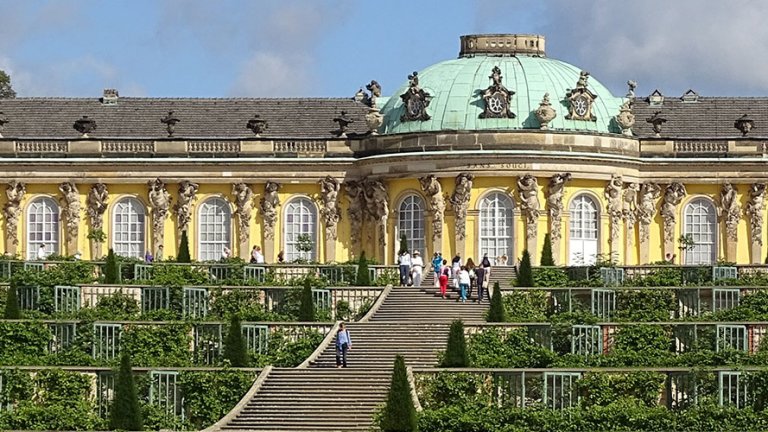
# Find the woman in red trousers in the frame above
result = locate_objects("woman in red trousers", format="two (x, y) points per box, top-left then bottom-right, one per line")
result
(438, 259), (451, 299)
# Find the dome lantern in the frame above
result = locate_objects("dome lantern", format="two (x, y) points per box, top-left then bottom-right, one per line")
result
(459, 34), (546, 58)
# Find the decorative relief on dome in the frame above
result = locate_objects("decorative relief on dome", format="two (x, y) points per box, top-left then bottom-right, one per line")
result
(534, 93), (556, 130)
(399, 71), (431, 122)
(565, 71), (598, 122)
(479, 66), (516, 119)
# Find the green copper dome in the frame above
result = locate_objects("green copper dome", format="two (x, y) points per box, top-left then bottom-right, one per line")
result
(379, 41), (626, 135)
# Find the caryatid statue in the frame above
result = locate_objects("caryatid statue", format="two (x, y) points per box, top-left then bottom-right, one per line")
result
(59, 182), (81, 245)
(344, 180), (365, 252)
(604, 175), (623, 248)
(419, 174), (445, 247)
(232, 183), (254, 247)
(86, 183), (109, 231)
(148, 178), (171, 250)
(319, 176), (342, 241)
(661, 182), (687, 254)
(3, 181), (25, 248)
(449, 173), (474, 241)
(174, 180), (199, 234)
(260, 181), (282, 241)
(546, 173), (571, 264)
(719, 183), (741, 243)
(746, 183), (767, 262)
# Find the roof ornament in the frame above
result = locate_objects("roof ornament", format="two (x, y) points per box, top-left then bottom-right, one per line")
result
(246, 114), (268, 137)
(565, 71), (598, 121)
(648, 89), (664, 106)
(354, 87), (366, 103)
(365, 80), (381, 109)
(399, 71), (431, 122)
(0, 112), (7, 138)
(734, 114), (755, 137)
(626, 80), (637, 99)
(160, 110), (180, 137)
(479, 66), (516, 119)
(534, 93), (556, 130)
(333, 110), (354, 138)
(646, 111), (667, 137)
(615, 100), (635, 136)
(73, 115), (97, 138)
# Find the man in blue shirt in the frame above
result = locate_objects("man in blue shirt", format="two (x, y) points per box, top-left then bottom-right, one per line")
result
(336, 323), (353, 368)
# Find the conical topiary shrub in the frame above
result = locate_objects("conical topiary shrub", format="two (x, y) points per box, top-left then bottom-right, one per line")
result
(516, 250), (534, 287)
(223, 315), (249, 367)
(380, 354), (418, 432)
(110, 352), (142, 431)
(355, 252), (371, 286)
(441, 319), (468, 367)
(177, 231), (191, 263)
(4, 284), (20, 319)
(399, 234), (408, 255)
(487, 282), (506, 322)
(541, 233), (555, 266)
(298, 278), (315, 321)
(104, 248), (120, 284)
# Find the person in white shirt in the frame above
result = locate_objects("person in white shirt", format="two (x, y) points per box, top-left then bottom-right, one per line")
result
(251, 245), (265, 264)
(37, 244), (47, 260)
(398, 250), (412, 286)
(451, 253), (462, 290)
(74, 251), (83, 261)
(458, 266), (471, 303)
(410, 250), (424, 287)
(222, 247), (231, 260)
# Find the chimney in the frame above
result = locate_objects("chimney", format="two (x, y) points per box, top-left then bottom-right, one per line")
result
(102, 89), (119, 106)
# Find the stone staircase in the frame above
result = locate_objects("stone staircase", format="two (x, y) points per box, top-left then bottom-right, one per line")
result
(420, 264), (518, 288)
(213, 280), (492, 432)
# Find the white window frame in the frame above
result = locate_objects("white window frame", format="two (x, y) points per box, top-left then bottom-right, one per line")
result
(111, 198), (146, 259)
(569, 194), (599, 265)
(684, 198), (717, 265)
(397, 194), (426, 255)
(27, 197), (60, 260)
(197, 198), (231, 262)
(478, 192), (514, 265)
(284, 197), (317, 262)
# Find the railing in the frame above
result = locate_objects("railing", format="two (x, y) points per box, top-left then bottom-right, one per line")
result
(674, 140), (728, 153)
(188, 140), (241, 153)
(412, 367), (763, 410)
(273, 140), (327, 153)
(533, 264), (768, 282)
(102, 140), (154, 152)
(15, 140), (67, 152)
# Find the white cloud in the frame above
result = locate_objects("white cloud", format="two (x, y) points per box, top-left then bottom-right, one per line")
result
(231, 52), (311, 97)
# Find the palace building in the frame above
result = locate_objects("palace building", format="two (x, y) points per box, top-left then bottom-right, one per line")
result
(0, 33), (766, 266)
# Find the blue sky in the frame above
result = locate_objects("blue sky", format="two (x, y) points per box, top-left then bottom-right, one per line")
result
(2, 0), (768, 99)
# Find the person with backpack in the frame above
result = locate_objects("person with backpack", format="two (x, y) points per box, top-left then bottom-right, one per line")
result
(475, 264), (487, 303)
(438, 259), (451, 299)
(432, 252), (443, 287)
(335, 323), (353, 369)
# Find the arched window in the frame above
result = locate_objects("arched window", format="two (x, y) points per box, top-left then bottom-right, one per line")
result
(397, 195), (426, 255)
(684, 198), (717, 265)
(284, 197), (317, 262)
(112, 198), (146, 259)
(569, 195), (599, 265)
(479, 192), (514, 265)
(198, 198), (231, 262)
(27, 197), (59, 260)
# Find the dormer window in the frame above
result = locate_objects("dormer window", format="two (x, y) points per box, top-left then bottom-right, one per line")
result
(681, 89), (699, 103)
(648, 89), (664, 106)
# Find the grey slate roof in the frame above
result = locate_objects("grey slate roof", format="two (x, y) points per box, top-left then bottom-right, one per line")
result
(632, 96), (768, 139)
(0, 97), (370, 139)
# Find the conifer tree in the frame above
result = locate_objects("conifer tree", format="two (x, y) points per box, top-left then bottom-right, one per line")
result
(516, 250), (534, 287)
(104, 248), (120, 284)
(4, 285), (20, 319)
(441, 319), (468, 367)
(355, 252), (371, 286)
(399, 234), (408, 254)
(298, 278), (315, 321)
(177, 231), (191, 263)
(223, 315), (249, 367)
(541, 233), (555, 266)
(380, 354), (418, 432)
(110, 352), (142, 431)
(487, 282), (506, 322)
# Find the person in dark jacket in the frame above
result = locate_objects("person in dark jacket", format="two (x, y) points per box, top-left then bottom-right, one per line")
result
(475, 264), (487, 303)
(481, 253), (492, 279)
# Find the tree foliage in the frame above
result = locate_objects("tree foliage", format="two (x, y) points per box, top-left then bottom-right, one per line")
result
(0, 70), (16, 99)
(4, 285), (20, 319)
(380, 354), (418, 432)
(540, 233), (555, 266)
(516, 250), (534, 287)
(298, 278), (315, 322)
(486, 282), (506, 322)
(110, 352), (142, 431)
(223, 315), (249, 367)
(177, 232), (191, 263)
(355, 251), (371, 286)
(399, 234), (408, 255)
(441, 320), (469, 367)
(104, 249), (120, 284)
